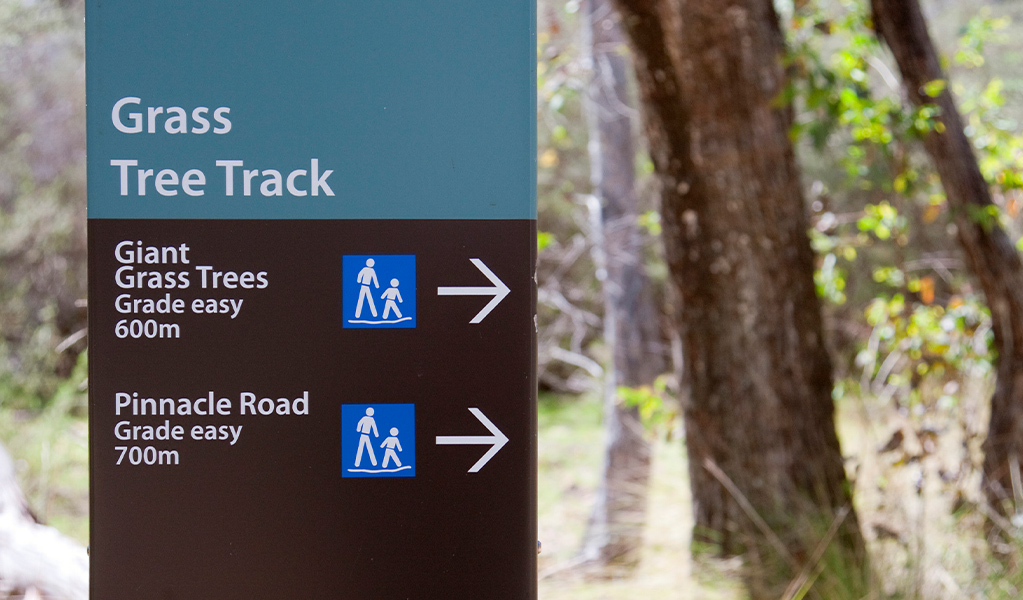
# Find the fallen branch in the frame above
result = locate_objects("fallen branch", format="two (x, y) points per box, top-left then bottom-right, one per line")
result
(0, 442), (87, 600)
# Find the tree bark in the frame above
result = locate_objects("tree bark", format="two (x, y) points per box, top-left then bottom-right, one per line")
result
(871, 0), (1023, 552)
(609, 0), (869, 596)
(578, 0), (664, 573)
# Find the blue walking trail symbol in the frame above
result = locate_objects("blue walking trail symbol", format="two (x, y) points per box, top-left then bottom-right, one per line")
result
(343, 255), (416, 328)
(341, 404), (415, 478)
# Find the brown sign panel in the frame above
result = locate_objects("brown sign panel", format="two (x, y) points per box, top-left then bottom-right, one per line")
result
(88, 219), (537, 598)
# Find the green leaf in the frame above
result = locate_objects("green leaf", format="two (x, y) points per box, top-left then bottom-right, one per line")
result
(537, 231), (555, 252)
(922, 79), (947, 98)
(637, 211), (662, 236)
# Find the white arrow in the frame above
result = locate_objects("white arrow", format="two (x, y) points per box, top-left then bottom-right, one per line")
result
(437, 258), (511, 324)
(435, 408), (509, 473)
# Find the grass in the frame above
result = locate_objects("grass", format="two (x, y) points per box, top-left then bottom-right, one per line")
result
(539, 382), (1023, 600)
(538, 393), (744, 600)
(833, 379), (1023, 599)
(0, 378), (88, 545)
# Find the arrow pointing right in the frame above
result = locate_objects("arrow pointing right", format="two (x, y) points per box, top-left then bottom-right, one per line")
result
(437, 258), (511, 324)
(435, 408), (509, 473)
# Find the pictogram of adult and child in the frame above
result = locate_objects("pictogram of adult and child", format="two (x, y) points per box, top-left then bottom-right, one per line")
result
(342, 403), (416, 478)
(343, 255), (416, 328)
(354, 407), (405, 470)
(355, 259), (405, 321)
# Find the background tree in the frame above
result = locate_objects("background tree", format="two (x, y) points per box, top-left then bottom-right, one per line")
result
(577, 0), (664, 573)
(871, 0), (1023, 552)
(607, 0), (869, 596)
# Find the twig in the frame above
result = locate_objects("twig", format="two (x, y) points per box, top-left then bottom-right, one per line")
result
(55, 328), (87, 354)
(976, 500), (1019, 540)
(780, 505), (851, 600)
(860, 323), (882, 394)
(871, 338), (909, 396)
(702, 458), (797, 570)
(537, 554), (591, 581)
(547, 346), (604, 379)
(866, 54), (901, 94)
(1009, 453), (1023, 515)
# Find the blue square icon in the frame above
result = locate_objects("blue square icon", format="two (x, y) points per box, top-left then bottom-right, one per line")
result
(343, 255), (416, 328)
(341, 404), (416, 478)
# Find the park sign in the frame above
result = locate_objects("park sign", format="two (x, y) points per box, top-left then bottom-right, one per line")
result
(85, 2), (537, 598)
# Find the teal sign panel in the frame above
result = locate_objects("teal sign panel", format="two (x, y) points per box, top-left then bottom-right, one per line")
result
(87, 1), (536, 220)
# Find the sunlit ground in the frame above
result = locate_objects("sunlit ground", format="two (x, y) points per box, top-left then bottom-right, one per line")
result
(538, 382), (1023, 600)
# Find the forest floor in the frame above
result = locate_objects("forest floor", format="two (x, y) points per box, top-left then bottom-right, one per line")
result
(538, 384), (1023, 600)
(537, 394), (744, 600)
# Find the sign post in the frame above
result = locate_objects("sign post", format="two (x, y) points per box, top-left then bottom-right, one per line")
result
(86, 3), (537, 598)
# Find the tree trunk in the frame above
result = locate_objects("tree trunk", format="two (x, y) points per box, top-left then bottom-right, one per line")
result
(578, 0), (664, 573)
(609, 0), (869, 596)
(871, 0), (1023, 553)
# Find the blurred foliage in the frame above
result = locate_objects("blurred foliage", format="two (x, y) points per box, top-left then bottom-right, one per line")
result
(783, 1), (1023, 594)
(0, 0), (86, 408)
(535, 0), (669, 394)
(536, 1), (609, 394)
(618, 376), (679, 436)
(784, 0), (1021, 410)
(0, 352), (88, 543)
